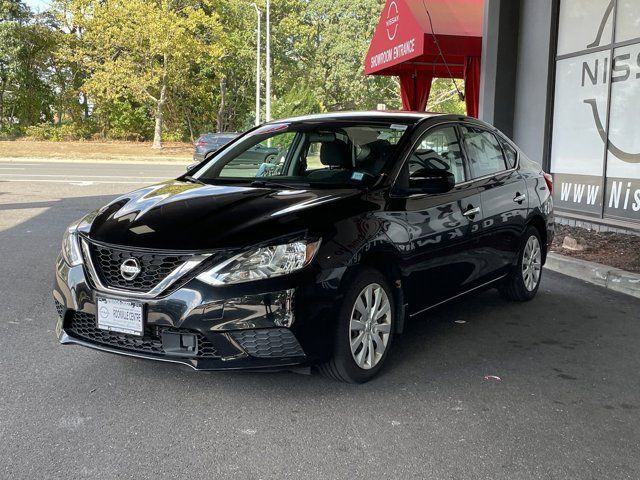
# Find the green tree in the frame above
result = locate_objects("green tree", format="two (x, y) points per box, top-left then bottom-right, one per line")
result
(3, 0), (468, 141)
(427, 78), (466, 115)
(302, 0), (400, 111)
(1, 1), (58, 131)
(0, 0), (27, 130)
(67, 0), (223, 148)
(272, 80), (321, 119)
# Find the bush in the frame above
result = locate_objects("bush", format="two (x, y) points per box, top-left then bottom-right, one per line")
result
(24, 122), (96, 141)
(162, 129), (187, 142)
(94, 100), (154, 141)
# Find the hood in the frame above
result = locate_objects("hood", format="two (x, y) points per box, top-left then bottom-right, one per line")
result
(86, 180), (369, 250)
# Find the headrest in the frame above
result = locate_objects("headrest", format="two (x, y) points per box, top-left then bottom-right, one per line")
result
(320, 141), (352, 168)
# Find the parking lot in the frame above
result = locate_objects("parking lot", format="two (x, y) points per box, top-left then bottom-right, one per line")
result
(1, 160), (639, 479)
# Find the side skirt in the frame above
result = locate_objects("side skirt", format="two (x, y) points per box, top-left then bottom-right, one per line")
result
(408, 274), (508, 318)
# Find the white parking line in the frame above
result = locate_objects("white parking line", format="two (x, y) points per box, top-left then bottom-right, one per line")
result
(0, 167), (26, 170)
(0, 179), (155, 185)
(0, 173), (169, 179)
(0, 163), (43, 166)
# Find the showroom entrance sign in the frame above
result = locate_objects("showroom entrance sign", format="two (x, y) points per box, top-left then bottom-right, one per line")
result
(363, 0), (484, 115)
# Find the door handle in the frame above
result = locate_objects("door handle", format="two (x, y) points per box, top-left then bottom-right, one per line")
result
(513, 193), (526, 203)
(462, 206), (480, 218)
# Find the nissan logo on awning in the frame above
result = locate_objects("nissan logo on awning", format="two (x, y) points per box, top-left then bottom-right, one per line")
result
(386, 0), (399, 40)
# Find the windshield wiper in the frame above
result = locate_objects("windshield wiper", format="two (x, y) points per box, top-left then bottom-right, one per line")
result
(183, 175), (206, 185)
(250, 180), (308, 190)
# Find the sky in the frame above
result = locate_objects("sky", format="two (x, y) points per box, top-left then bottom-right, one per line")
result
(25, 0), (50, 11)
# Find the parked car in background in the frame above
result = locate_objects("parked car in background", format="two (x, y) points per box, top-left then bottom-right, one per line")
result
(193, 132), (280, 167)
(193, 133), (239, 161)
(54, 112), (554, 383)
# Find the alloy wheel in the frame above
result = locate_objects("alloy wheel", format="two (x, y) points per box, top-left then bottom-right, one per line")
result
(522, 235), (542, 291)
(349, 283), (392, 370)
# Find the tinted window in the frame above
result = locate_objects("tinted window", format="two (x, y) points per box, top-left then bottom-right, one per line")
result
(498, 137), (518, 169)
(408, 126), (465, 184)
(460, 126), (507, 178)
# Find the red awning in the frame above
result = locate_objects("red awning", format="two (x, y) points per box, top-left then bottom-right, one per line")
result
(364, 0), (484, 116)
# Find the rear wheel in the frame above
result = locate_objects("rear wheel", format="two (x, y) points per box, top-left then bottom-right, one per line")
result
(499, 226), (543, 301)
(319, 268), (394, 383)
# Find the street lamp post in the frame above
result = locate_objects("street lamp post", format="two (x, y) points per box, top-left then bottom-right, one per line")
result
(250, 3), (261, 126)
(265, 0), (271, 122)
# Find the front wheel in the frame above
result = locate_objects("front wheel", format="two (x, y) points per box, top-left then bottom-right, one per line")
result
(499, 226), (543, 301)
(319, 268), (395, 383)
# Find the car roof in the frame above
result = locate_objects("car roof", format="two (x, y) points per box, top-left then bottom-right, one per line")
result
(265, 111), (498, 131)
(270, 111), (447, 125)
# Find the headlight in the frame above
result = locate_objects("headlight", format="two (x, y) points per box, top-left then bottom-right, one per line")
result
(61, 224), (82, 266)
(197, 240), (321, 285)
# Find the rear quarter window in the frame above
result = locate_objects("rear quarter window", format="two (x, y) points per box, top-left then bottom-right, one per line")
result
(497, 137), (518, 169)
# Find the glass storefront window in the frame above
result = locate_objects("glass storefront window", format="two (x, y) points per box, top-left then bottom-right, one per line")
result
(551, 0), (640, 222)
(604, 44), (640, 219)
(550, 53), (608, 215)
(615, 0), (640, 43)
(557, 0), (613, 56)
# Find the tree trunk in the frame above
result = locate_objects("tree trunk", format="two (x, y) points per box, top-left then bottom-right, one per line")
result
(82, 91), (89, 120)
(152, 96), (165, 149)
(186, 113), (194, 143)
(57, 99), (63, 125)
(216, 76), (226, 133)
(0, 87), (4, 132)
(152, 54), (168, 149)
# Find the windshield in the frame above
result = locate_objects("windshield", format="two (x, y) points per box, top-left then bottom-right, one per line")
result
(192, 121), (410, 188)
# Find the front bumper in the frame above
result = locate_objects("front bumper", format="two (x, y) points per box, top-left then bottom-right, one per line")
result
(53, 255), (336, 371)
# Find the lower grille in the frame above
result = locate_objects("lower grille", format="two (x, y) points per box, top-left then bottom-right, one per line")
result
(231, 328), (305, 358)
(66, 311), (218, 358)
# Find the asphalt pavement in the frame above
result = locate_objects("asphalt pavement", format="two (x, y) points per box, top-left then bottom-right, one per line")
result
(1, 161), (639, 479)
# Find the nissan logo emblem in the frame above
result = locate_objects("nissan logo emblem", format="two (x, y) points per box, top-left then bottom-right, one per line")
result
(120, 258), (141, 281)
(386, 0), (399, 41)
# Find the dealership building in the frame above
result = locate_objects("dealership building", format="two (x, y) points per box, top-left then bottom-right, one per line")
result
(366, 0), (640, 233)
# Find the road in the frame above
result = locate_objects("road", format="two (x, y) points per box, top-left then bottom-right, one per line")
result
(1, 161), (639, 479)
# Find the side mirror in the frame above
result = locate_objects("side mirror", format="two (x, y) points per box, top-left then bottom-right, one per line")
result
(186, 162), (199, 172)
(408, 168), (455, 194)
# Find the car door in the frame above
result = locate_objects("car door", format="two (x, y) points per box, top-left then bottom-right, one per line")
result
(390, 124), (486, 314)
(458, 125), (528, 279)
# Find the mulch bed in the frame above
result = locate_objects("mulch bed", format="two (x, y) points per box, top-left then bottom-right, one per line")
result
(550, 224), (640, 273)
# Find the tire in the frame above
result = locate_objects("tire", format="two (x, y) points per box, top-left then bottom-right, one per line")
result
(318, 268), (395, 383)
(499, 226), (543, 301)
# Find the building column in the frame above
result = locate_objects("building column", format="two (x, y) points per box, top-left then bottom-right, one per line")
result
(479, 0), (520, 139)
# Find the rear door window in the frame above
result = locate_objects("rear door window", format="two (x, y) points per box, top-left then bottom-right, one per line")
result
(459, 126), (507, 179)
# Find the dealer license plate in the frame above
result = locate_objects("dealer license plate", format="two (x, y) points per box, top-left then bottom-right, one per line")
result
(96, 297), (144, 336)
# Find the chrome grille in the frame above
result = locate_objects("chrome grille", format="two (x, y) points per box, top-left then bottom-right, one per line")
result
(87, 242), (193, 292)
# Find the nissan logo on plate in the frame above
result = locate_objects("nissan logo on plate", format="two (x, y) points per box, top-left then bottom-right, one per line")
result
(120, 258), (141, 281)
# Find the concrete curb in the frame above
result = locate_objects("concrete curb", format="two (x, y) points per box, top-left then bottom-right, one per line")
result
(544, 252), (640, 299)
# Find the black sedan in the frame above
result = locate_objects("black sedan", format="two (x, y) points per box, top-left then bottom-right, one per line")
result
(54, 112), (554, 382)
